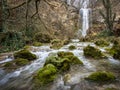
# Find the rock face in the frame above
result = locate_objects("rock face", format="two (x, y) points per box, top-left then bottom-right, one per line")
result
(5, 0), (79, 39)
(3, 0), (120, 38)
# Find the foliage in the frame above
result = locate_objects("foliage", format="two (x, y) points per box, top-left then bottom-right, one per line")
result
(34, 32), (52, 43)
(0, 31), (25, 53)
(33, 64), (57, 85)
(83, 45), (105, 59)
(100, 0), (116, 33)
(14, 49), (37, 60)
(94, 39), (110, 47)
(69, 45), (76, 50)
(86, 71), (115, 83)
(97, 30), (113, 37)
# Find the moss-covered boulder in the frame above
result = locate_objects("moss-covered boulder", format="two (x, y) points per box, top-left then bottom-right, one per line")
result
(83, 45), (105, 59)
(50, 39), (63, 49)
(14, 49), (37, 60)
(108, 43), (120, 60)
(15, 58), (29, 66)
(4, 58), (29, 67)
(33, 64), (57, 85)
(34, 32), (52, 43)
(94, 39), (110, 47)
(86, 71), (115, 83)
(57, 51), (74, 58)
(69, 45), (76, 50)
(44, 52), (83, 72)
(33, 42), (42, 46)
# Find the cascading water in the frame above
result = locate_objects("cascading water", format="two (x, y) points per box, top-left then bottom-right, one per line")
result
(80, 0), (90, 37)
(67, 0), (91, 37)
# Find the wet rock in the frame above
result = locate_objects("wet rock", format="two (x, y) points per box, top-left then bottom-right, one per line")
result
(83, 45), (106, 59)
(94, 39), (110, 47)
(86, 71), (116, 83)
(14, 49), (37, 61)
(33, 64), (58, 85)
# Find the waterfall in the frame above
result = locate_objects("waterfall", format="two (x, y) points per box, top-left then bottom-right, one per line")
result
(66, 0), (91, 37)
(80, 0), (90, 37)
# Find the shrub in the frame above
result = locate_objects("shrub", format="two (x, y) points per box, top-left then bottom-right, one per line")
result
(33, 64), (57, 85)
(94, 39), (110, 47)
(83, 45), (105, 59)
(86, 71), (115, 83)
(69, 45), (76, 50)
(34, 32), (52, 43)
(14, 49), (37, 60)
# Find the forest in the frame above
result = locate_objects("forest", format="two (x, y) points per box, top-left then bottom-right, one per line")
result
(0, 0), (120, 90)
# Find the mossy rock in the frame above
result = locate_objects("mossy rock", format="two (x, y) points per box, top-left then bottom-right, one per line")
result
(4, 62), (13, 67)
(33, 42), (42, 46)
(57, 51), (74, 58)
(86, 71), (115, 83)
(94, 39), (110, 47)
(50, 39), (63, 49)
(69, 45), (76, 50)
(15, 58), (29, 66)
(14, 49), (37, 60)
(34, 32), (52, 43)
(83, 45), (105, 59)
(44, 52), (83, 72)
(33, 64), (57, 85)
(108, 43), (120, 60)
(4, 58), (29, 68)
(44, 56), (70, 72)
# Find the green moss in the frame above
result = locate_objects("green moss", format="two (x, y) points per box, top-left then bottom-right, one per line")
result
(33, 42), (42, 46)
(4, 58), (29, 68)
(15, 58), (29, 66)
(69, 45), (76, 50)
(83, 45), (104, 59)
(44, 52), (83, 72)
(86, 71), (115, 83)
(50, 39), (63, 49)
(23, 45), (31, 50)
(4, 62), (13, 67)
(33, 64), (57, 85)
(94, 39), (110, 47)
(57, 51), (74, 58)
(107, 43), (120, 60)
(14, 49), (37, 61)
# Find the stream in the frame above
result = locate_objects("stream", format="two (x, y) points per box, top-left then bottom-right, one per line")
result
(0, 39), (120, 90)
